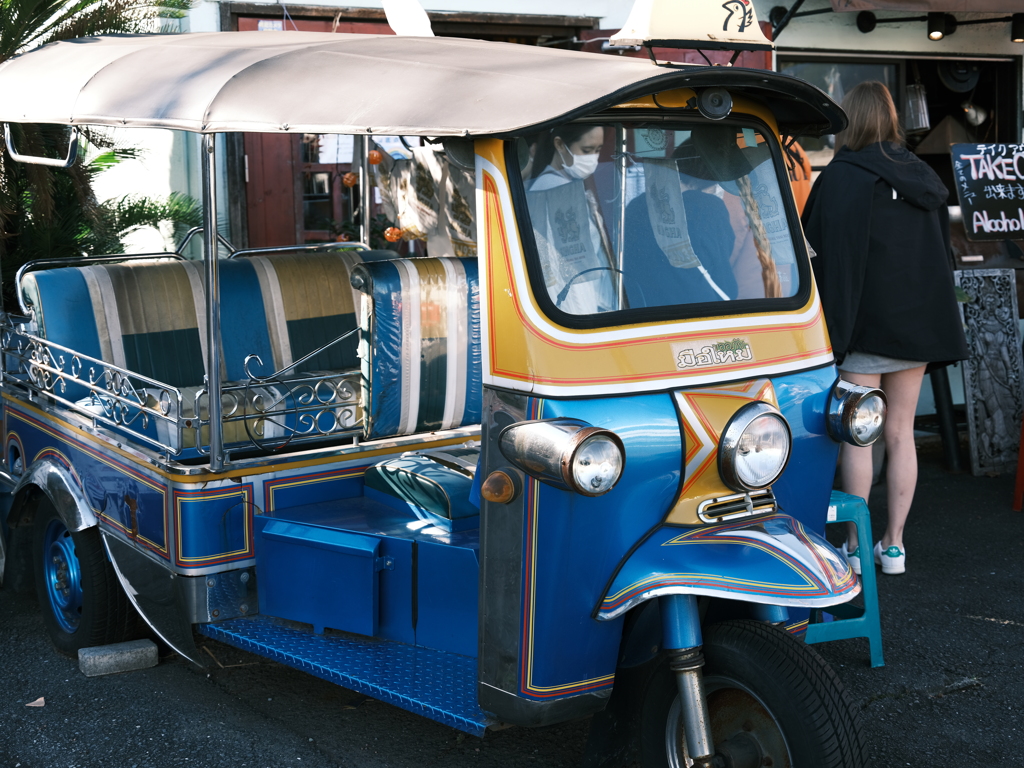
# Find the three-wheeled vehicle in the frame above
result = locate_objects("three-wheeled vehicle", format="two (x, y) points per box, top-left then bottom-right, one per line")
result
(0, 5), (887, 766)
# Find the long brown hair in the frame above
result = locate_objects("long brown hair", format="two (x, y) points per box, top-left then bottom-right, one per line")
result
(834, 81), (902, 152)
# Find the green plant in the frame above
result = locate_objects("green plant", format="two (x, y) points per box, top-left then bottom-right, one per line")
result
(0, 0), (195, 301)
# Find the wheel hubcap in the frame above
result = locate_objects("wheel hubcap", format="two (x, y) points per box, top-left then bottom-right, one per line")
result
(666, 676), (792, 768)
(42, 520), (83, 634)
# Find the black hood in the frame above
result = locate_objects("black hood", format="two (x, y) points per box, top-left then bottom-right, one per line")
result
(831, 142), (948, 212)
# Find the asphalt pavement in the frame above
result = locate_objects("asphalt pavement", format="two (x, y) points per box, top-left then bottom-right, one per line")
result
(1, 437), (1022, 768)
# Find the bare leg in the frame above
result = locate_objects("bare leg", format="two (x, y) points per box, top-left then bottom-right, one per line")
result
(838, 372), (880, 549)
(877, 365), (927, 549)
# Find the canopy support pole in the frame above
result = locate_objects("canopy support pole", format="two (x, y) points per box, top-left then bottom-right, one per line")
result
(202, 134), (225, 473)
(616, 124), (627, 310)
(358, 135), (372, 245)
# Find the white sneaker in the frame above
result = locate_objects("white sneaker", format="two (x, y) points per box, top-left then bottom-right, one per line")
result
(874, 541), (906, 575)
(840, 542), (862, 575)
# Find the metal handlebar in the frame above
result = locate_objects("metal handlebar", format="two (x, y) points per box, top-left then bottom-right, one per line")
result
(4, 124), (79, 168)
(174, 226), (237, 256)
(228, 241), (370, 259)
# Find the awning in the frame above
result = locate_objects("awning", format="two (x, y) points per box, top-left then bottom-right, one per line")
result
(831, 1), (1022, 12)
(0, 31), (844, 137)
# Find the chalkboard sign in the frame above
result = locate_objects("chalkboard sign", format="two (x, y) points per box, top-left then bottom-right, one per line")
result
(951, 143), (1024, 241)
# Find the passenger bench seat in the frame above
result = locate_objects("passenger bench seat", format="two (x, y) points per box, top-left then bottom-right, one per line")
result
(350, 257), (481, 442)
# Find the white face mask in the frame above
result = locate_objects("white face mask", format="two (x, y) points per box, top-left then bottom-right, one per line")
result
(558, 146), (599, 180)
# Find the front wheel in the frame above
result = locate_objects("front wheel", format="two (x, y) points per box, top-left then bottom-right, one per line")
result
(640, 620), (866, 768)
(33, 501), (138, 657)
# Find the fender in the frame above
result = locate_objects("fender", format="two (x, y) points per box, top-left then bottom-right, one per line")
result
(5, 458), (204, 666)
(8, 458), (97, 532)
(596, 513), (859, 621)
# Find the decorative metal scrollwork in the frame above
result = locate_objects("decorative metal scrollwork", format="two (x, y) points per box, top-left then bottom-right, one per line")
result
(1, 316), (362, 458)
(232, 336), (361, 451)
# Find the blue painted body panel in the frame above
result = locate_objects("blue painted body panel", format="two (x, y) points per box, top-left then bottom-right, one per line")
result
(772, 364), (842, 531)
(513, 393), (682, 699)
(507, 366), (843, 701)
(417, 541), (479, 657)
(7, 404), (171, 558)
(261, 497), (480, 655)
(257, 519), (381, 635)
(597, 513), (858, 619)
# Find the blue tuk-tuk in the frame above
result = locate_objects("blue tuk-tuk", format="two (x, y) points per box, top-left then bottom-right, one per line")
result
(0, 12), (885, 767)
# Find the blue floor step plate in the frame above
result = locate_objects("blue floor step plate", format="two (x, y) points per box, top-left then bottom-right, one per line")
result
(198, 615), (493, 735)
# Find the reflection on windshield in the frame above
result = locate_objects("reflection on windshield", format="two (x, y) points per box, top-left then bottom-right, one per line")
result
(518, 122), (799, 318)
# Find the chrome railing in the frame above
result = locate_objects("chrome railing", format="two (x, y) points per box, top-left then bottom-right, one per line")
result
(1, 318), (184, 455)
(1, 317), (363, 460)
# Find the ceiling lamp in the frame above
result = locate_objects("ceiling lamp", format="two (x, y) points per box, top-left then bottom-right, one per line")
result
(1012, 13), (1024, 43)
(927, 12), (957, 41)
(856, 12), (876, 34)
(962, 101), (988, 127)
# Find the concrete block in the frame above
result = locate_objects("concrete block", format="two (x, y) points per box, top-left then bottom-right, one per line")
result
(78, 639), (158, 677)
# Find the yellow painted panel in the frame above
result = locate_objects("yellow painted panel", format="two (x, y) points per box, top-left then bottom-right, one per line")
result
(667, 379), (779, 526)
(478, 157), (830, 395)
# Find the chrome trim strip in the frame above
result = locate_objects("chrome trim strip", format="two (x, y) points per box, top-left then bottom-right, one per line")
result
(696, 488), (777, 524)
(14, 459), (98, 532)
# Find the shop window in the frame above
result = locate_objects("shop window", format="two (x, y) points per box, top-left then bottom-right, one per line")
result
(778, 60), (899, 171)
(227, 8), (599, 249)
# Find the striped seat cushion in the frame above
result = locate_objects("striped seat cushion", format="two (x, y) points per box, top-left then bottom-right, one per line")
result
(238, 250), (375, 380)
(22, 248), (388, 452)
(22, 257), (206, 391)
(350, 257), (481, 441)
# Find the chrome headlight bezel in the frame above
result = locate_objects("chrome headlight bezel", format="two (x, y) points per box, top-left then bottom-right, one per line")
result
(827, 379), (887, 446)
(718, 401), (792, 493)
(498, 418), (625, 497)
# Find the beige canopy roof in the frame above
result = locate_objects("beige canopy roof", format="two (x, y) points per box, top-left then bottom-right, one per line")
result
(0, 32), (845, 136)
(831, 0), (1021, 10)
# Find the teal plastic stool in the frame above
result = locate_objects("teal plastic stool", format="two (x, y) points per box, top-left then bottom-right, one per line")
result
(804, 490), (884, 668)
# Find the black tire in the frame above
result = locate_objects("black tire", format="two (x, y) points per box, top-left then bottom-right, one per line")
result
(639, 619), (866, 768)
(33, 500), (138, 657)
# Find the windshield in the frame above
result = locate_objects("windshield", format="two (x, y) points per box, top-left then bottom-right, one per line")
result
(514, 121), (803, 323)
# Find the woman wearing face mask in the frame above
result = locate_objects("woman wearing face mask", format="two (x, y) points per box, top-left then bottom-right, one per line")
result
(526, 124), (617, 315)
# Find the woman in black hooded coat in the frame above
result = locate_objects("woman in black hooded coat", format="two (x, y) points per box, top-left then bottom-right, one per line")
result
(802, 81), (967, 577)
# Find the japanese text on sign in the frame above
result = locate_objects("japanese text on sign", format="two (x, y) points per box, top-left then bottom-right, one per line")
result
(951, 143), (1024, 241)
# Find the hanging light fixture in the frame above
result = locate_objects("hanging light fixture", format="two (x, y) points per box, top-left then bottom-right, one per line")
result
(1012, 14), (1024, 43)
(962, 101), (988, 127)
(856, 11), (876, 34)
(927, 13), (957, 41)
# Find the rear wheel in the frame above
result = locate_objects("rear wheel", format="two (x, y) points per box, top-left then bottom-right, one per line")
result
(33, 501), (137, 657)
(639, 620), (866, 768)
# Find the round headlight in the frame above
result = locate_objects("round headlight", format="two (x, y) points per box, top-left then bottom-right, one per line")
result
(849, 394), (885, 445)
(499, 419), (625, 496)
(571, 433), (624, 496)
(718, 402), (792, 492)
(827, 380), (887, 446)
